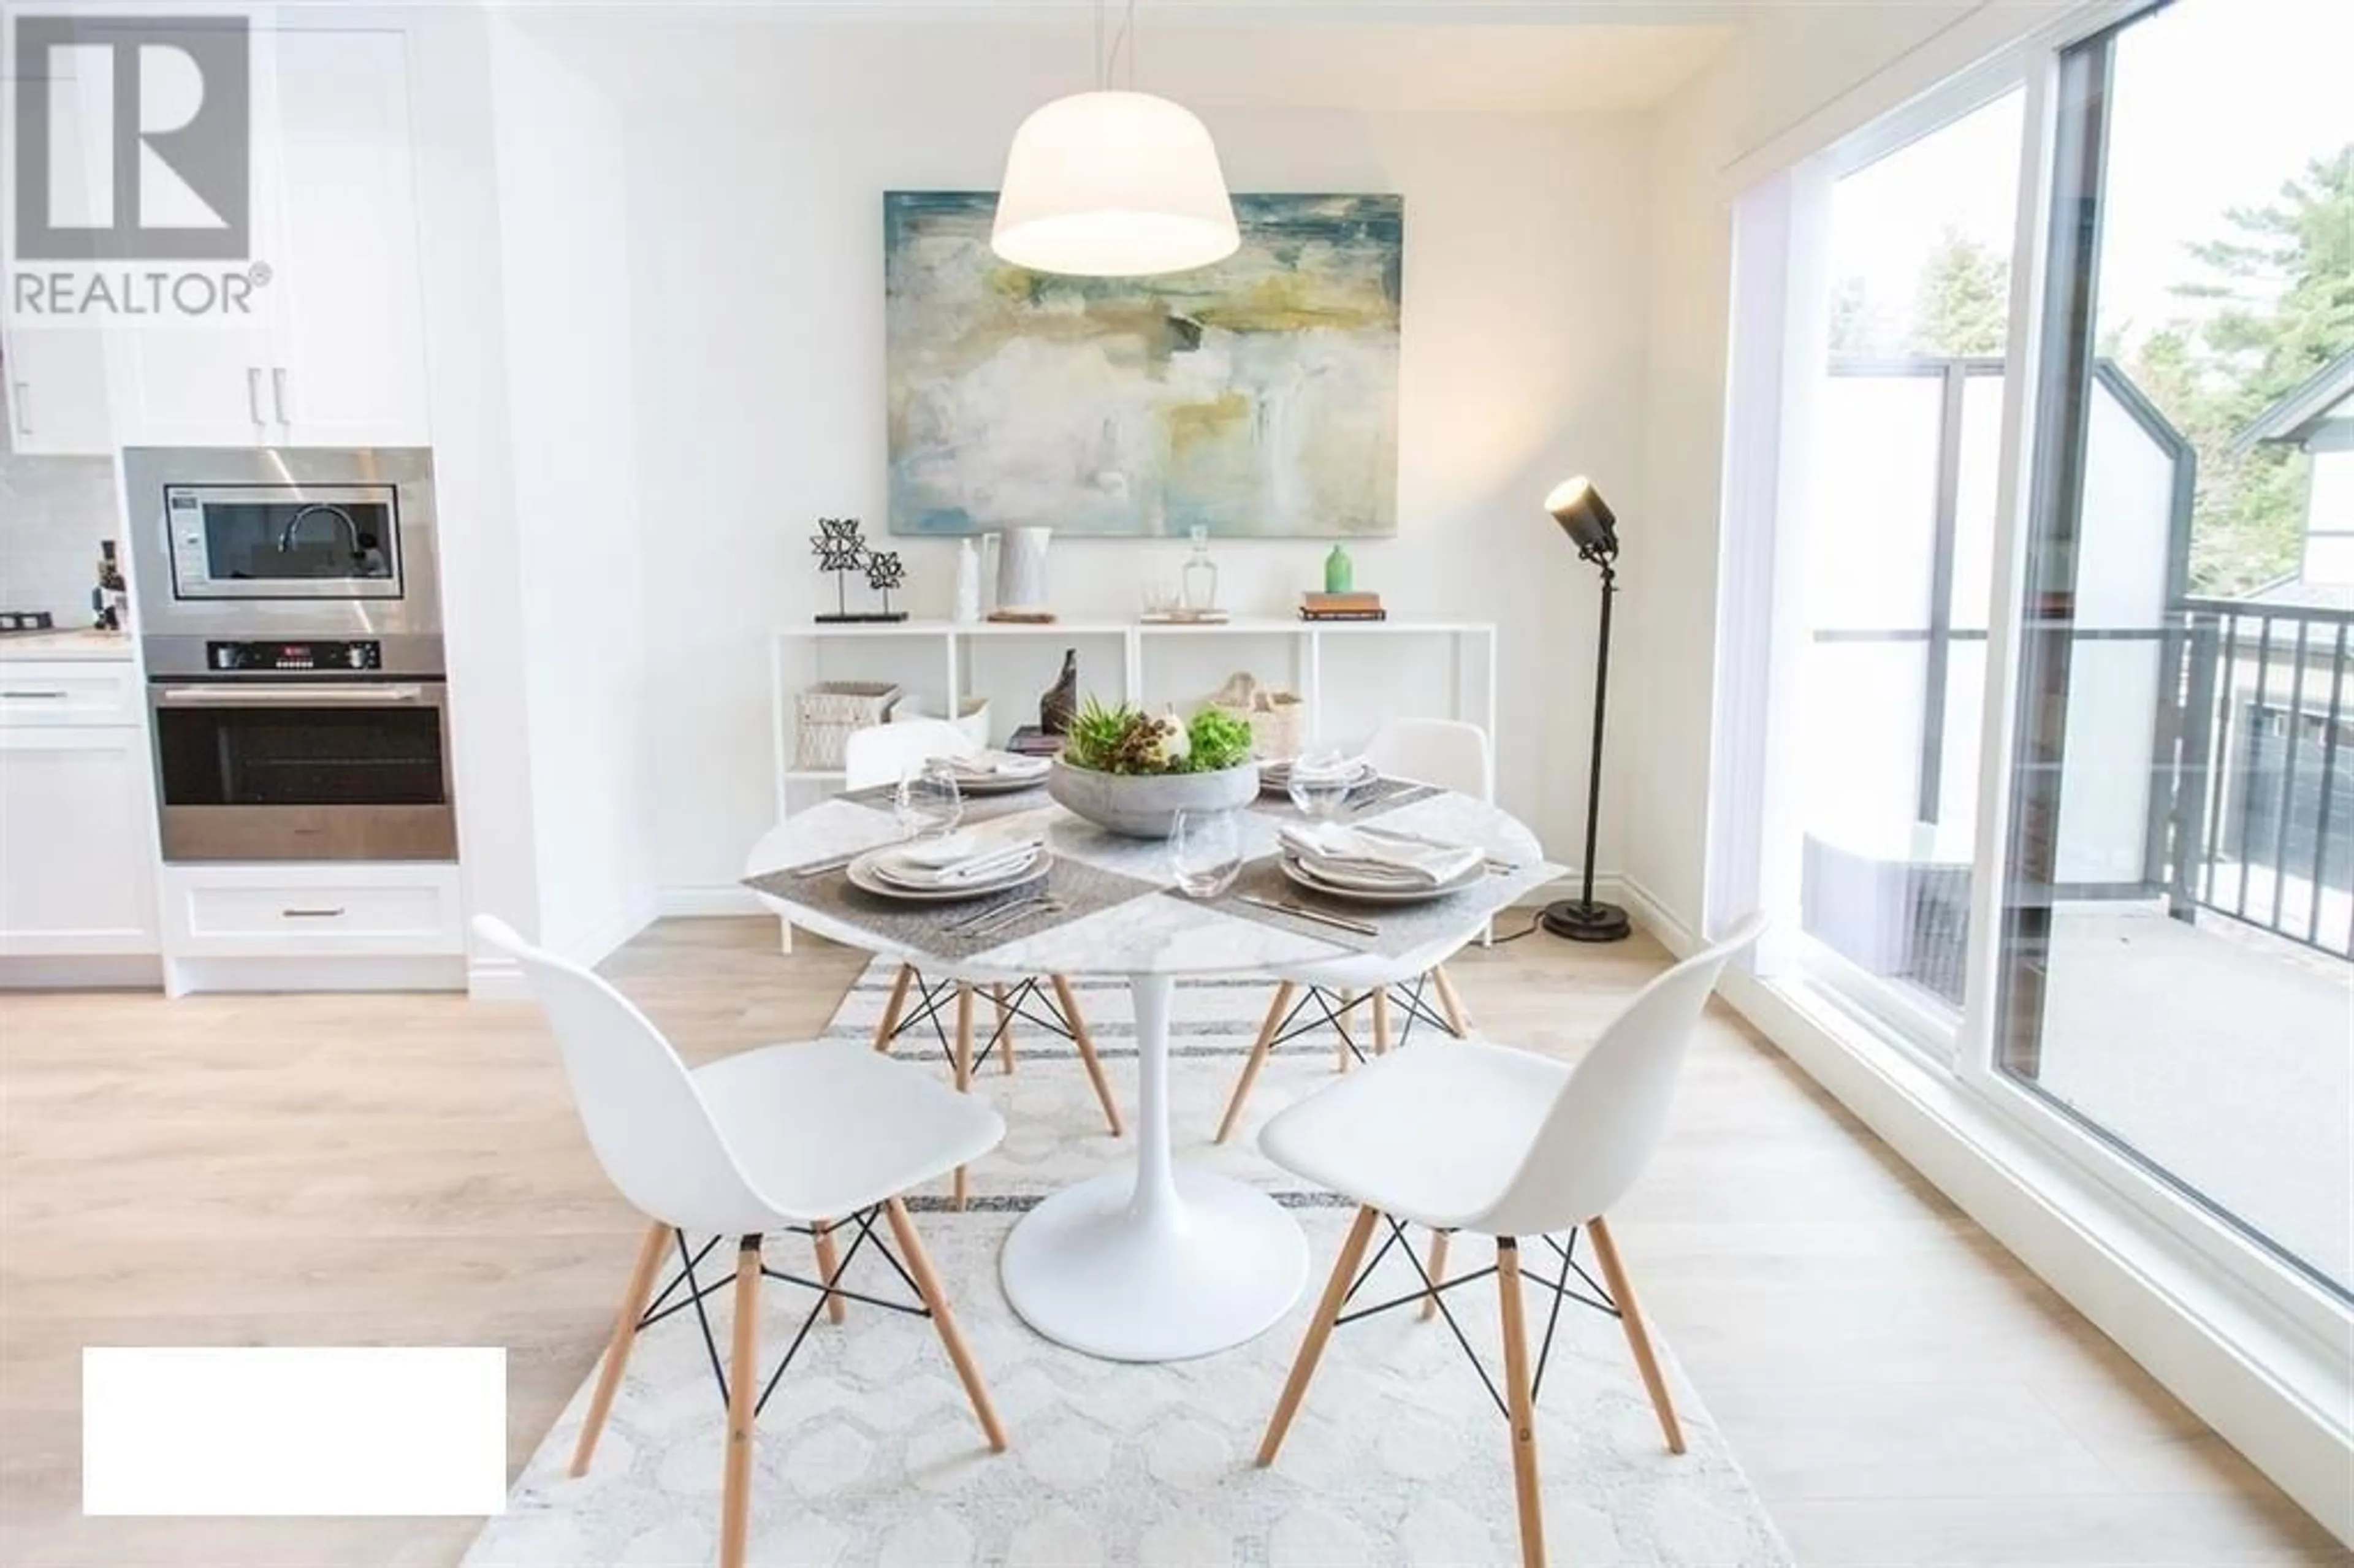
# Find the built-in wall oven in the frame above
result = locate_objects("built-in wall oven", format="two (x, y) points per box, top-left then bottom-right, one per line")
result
(126, 449), (456, 864)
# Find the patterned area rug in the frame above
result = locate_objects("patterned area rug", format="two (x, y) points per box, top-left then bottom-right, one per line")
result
(465, 962), (1791, 1567)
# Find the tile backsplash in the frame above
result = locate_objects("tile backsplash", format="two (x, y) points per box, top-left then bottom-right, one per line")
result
(0, 451), (118, 625)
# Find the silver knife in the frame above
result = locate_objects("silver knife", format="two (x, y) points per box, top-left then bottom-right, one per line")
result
(1238, 893), (1379, 938)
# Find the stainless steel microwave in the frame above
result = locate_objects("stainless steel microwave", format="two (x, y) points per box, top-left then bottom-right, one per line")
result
(163, 482), (404, 601)
(125, 447), (443, 647)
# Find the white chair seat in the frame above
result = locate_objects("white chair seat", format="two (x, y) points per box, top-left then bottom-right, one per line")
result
(695, 1040), (1004, 1222)
(1258, 1040), (1571, 1231)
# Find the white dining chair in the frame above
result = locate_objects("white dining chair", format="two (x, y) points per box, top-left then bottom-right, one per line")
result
(1249, 915), (1764, 1568)
(475, 914), (1007, 1568)
(747, 718), (1123, 1208)
(1213, 717), (1496, 1144)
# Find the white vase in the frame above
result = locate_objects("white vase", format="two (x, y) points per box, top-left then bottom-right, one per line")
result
(994, 526), (1053, 616)
(953, 539), (981, 623)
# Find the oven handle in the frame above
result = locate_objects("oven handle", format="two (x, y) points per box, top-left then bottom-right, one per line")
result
(156, 683), (433, 706)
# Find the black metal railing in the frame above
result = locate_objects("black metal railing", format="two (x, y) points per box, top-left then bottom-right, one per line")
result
(2171, 598), (2354, 958)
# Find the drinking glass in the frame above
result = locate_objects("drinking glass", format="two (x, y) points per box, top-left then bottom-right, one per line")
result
(1286, 748), (1360, 821)
(896, 758), (964, 840)
(1170, 807), (1243, 898)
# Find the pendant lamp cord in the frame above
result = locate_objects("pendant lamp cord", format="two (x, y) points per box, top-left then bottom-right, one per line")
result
(1097, 0), (1138, 90)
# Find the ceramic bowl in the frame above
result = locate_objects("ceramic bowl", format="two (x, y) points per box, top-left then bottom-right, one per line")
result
(1046, 758), (1260, 839)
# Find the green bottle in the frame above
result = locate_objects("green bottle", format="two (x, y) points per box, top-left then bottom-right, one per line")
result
(1323, 543), (1354, 595)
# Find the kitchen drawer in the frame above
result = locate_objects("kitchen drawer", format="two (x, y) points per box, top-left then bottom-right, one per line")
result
(0, 662), (140, 727)
(160, 864), (463, 957)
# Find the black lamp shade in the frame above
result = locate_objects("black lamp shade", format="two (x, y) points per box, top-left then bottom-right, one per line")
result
(1547, 476), (1618, 560)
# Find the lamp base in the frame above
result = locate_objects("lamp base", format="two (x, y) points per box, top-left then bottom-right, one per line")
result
(1539, 899), (1632, 943)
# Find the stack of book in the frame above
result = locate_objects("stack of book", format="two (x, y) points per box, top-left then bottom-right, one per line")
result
(1298, 591), (1386, 622)
(1004, 725), (1067, 758)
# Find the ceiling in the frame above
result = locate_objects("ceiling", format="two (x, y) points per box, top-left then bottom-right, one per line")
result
(510, 4), (1744, 113)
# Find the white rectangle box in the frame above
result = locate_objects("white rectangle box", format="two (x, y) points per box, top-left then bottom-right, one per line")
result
(83, 1347), (506, 1516)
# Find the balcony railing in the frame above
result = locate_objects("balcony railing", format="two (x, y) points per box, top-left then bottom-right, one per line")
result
(2171, 599), (2354, 958)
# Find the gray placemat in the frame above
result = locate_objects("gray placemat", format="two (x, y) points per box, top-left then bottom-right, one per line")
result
(744, 854), (1162, 964)
(836, 780), (1053, 826)
(1169, 853), (1499, 959)
(1247, 777), (1444, 821)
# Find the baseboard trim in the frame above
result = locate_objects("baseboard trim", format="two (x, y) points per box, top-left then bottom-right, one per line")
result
(162, 955), (467, 997)
(0, 954), (165, 990)
(466, 953), (527, 1002)
(657, 884), (764, 918)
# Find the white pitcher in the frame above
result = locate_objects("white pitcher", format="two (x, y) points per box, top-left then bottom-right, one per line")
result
(988, 526), (1054, 617)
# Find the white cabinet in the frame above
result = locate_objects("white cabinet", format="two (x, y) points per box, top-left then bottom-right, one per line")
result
(103, 27), (430, 447)
(1, 327), (115, 455)
(267, 29), (432, 446)
(0, 678), (159, 957)
(159, 862), (462, 957)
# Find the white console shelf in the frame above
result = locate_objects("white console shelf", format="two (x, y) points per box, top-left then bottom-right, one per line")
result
(768, 618), (1498, 815)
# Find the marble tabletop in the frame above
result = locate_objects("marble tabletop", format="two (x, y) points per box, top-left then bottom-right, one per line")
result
(744, 787), (1557, 978)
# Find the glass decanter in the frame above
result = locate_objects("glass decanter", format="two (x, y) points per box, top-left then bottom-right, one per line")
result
(1180, 525), (1219, 615)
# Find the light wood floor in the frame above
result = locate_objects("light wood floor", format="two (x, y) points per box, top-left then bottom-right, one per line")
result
(1, 919), (2343, 1567)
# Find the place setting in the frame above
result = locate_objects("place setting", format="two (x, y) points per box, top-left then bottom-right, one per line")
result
(1161, 798), (1534, 959)
(837, 748), (1054, 823)
(746, 761), (1160, 962)
(1252, 748), (1444, 821)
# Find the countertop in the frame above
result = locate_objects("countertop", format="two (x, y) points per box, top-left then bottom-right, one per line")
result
(0, 629), (135, 663)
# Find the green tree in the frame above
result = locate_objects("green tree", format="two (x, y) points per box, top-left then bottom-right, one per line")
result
(2136, 143), (2353, 596)
(1910, 227), (2011, 356)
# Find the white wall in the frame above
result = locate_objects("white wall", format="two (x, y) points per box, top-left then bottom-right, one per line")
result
(525, 18), (1656, 907)
(489, 20), (656, 961)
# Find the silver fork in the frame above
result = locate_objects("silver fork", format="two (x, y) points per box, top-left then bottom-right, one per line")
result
(962, 897), (1066, 940)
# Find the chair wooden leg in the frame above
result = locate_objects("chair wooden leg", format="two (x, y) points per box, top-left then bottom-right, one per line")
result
(1372, 986), (1393, 1055)
(884, 1198), (1007, 1452)
(952, 986), (974, 1210)
(870, 964), (915, 1053)
(1333, 991), (1356, 1073)
(1496, 1238), (1546, 1568)
(569, 1220), (669, 1477)
(719, 1236), (762, 1568)
(1215, 982), (1295, 1145)
(1257, 1204), (1381, 1466)
(1420, 1229), (1450, 1322)
(1051, 975), (1124, 1137)
(810, 1221), (846, 1325)
(991, 983), (1017, 1075)
(1586, 1216), (1685, 1454)
(1431, 964), (1472, 1037)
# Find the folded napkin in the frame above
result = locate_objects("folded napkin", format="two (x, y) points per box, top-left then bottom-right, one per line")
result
(883, 837), (1043, 887)
(1278, 823), (1480, 889)
(943, 751), (1050, 779)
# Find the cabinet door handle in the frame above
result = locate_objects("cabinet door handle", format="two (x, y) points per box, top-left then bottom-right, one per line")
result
(11, 379), (28, 437)
(1, 689), (68, 700)
(272, 366), (289, 427)
(280, 906), (346, 919)
(246, 367), (265, 426)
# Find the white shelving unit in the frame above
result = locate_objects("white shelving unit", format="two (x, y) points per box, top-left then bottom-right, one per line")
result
(768, 618), (1498, 820)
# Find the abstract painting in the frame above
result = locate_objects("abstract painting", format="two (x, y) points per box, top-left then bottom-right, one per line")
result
(885, 191), (1401, 539)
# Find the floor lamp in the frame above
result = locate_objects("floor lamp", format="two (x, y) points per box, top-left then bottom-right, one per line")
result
(1541, 477), (1632, 943)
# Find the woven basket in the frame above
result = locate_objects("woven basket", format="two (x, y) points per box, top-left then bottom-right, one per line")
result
(796, 681), (900, 770)
(1208, 672), (1307, 762)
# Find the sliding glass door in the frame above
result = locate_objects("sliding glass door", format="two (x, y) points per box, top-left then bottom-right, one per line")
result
(2001, 0), (2353, 1296)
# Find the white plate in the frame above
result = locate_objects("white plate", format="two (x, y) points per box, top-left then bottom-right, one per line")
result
(1279, 853), (1483, 904)
(1260, 760), (1377, 798)
(848, 845), (1050, 903)
(953, 770), (1051, 796)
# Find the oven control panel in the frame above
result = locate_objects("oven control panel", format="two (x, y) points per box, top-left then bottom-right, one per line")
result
(205, 639), (383, 673)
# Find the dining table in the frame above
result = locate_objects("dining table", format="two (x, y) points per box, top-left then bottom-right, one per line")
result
(744, 775), (1558, 1364)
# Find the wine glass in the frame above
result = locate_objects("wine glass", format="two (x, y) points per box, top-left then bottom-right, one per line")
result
(1170, 807), (1243, 898)
(1286, 748), (1360, 822)
(896, 758), (964, 841)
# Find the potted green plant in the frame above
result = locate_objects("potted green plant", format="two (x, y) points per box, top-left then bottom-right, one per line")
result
(1047, 699), (1259, 838)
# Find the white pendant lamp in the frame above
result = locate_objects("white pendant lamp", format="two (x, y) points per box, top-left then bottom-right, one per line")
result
(991, 1), (1238, 278)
